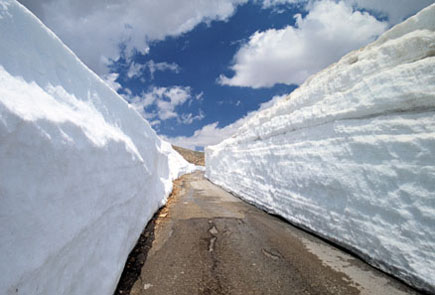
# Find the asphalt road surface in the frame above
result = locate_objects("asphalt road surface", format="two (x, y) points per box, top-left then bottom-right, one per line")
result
(128, 171), (419, 295)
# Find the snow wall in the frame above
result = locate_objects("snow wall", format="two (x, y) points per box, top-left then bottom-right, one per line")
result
(0, 1), (196, 294)
(206, 4), (435, 293)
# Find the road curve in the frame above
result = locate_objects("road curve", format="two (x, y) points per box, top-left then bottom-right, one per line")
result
(127, 171), (419, 295)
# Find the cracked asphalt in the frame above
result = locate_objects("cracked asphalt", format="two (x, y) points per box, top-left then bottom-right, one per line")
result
(129, 171), (419, 295)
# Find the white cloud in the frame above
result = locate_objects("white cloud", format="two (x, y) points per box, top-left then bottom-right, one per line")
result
(261, 0), (434, 25)
(102, 73), (122, 92)
(261, 0), (306, 8)
(128, 86), (204, 124)
(147, 60), (180, 79)
(219, 0), (387, 88)
(149, 120), (161, 127)
(127, 60), (181, 80)
(17, 0), (431, 79)
(166, 94), (286, 150)
(179, 111), (205, 124)
(163, 121), (240, 150)
(256, 94), (286, 111)
(165, 86), (191, 105)
(17, 0), (247, 75)
(195, 92), (204, 101)
(156, 100), (178, 120)
(346, 0), (434, 25)
(127, 62), (146, 79)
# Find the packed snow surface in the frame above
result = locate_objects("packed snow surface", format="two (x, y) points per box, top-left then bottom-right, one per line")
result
(0, 1), (196, 294)
(206, 4), (435, 293)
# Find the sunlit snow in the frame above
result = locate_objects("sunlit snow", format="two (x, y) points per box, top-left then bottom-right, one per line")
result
(206, 4), (435, 293)
(0, 1), (196, 294)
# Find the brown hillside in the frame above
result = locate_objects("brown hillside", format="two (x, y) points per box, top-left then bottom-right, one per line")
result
(172, 145), (205, 166)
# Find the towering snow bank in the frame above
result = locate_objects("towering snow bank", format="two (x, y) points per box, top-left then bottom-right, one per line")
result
(0, 1), (195, 294)
(206, 4), (435, 293)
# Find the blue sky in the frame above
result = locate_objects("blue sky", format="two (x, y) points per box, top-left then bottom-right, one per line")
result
(112, 2), (301, 139)
(18, 0), (434, 149)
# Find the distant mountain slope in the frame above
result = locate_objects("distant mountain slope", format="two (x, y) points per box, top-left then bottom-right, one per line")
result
(206, 4), (435, 293)
(0, 1), (195, 294)
(173, 145), (205, 166)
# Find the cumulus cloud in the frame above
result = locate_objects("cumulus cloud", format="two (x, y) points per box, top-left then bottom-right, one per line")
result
(219, 0), (388, 88)
(128, 86), (203, 124)
(166, 94), (286, 150)
(103, 73), (122, 92)
(17, 0), (247, 74)
(345, 0), (434, 24)
(164, 122), (240, 150)
(261, 0), (433, 24)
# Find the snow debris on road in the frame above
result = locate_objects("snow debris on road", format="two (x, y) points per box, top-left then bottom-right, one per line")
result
(0, 0), (195, 294)
(206, 4), (435, 293)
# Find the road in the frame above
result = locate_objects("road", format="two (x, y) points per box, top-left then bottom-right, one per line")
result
(126, 171), (419, 295)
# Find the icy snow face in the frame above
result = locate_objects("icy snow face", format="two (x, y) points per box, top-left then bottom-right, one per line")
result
(0, 1), (195, 294)
(206, 4), (435, 293)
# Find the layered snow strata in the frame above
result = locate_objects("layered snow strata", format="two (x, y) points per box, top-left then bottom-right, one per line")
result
(0, 1), (195, 294)
(206, 4), (435, 293)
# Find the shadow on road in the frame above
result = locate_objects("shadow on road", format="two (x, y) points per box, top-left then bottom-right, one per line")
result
(114, 210), (159, 294)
